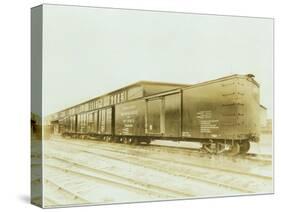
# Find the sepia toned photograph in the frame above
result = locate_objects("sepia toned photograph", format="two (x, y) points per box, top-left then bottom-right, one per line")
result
(31, 4), (273, 208)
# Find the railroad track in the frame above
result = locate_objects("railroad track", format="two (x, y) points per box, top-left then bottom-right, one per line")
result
(44, 197), (60, 207)
(46, 140), (272, 195)
(151, 144), (272, 163)
(83, 143), (272, 180)
(45, 155), (193, 199)
(53, 137), (272, 163)
(51, 138), (272, 179)
(45, 152), (249, 197)
(244, 153), (272, 163)
(44, 176), (90, 206)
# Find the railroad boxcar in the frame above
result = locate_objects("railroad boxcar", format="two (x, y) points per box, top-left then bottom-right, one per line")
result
(114, 74), (260, 155)
(181, 74), (260, 154)
(55, 81), (187, 137)
(48, 74), (260, 155)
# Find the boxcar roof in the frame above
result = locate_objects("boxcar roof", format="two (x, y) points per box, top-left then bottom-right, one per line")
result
(143, 74), (259, 100)
(47, 74), (259, 120)
(180, 74), (260, 91)
(48, 80), (190, 118)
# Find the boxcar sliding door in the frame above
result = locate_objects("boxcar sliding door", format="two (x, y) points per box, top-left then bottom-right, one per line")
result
(98, 109), (106, 134)
(146, 98), (164, 135)
(105, 108), (112, 134)
(87, 110), (98, 134)
(146, 92), (181, 138)
(164, 93), (181, 137)
(98, 107), (113, 135)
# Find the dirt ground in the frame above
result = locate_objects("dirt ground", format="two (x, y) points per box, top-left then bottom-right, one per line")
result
(41, 134), (273, 208)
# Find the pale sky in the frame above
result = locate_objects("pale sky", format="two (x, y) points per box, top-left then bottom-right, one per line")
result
(42, 4), (273, 118)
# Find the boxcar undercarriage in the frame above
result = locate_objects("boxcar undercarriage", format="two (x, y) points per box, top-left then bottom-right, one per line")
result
(61, 131), (255, 156)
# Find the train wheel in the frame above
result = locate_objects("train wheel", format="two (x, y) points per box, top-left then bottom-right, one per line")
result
(106, 136), (111, 142)
(202, 143), (217, 154)
(132, 138), (139, 145)
(145, 139), (151, 145)
(225, 143), (240, 156)
(143, 138), (151, 145)
(123, 137), (128, 144)
(127, 138), (133, 145)
(239, 141), (250, 154)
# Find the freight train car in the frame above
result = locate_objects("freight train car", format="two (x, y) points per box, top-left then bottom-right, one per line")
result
(114, 74), (260, 155)
(48, 81), (188, 136)
(181, 74), (260, 154)
(47, 74), (260, 155)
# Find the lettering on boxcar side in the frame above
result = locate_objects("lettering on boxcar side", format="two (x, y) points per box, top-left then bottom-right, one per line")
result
(120, 105), (139, 135)
(197, 110), (219, 133)
(182, 131), (191, 137)
(196, 110), (212, 119)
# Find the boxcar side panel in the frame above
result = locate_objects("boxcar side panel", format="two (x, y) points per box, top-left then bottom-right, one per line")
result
(164, 93), (181, 137)
(182, 78), (238, 140)
(115, 100), (146, 136)
(182, 76), (260, 141)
